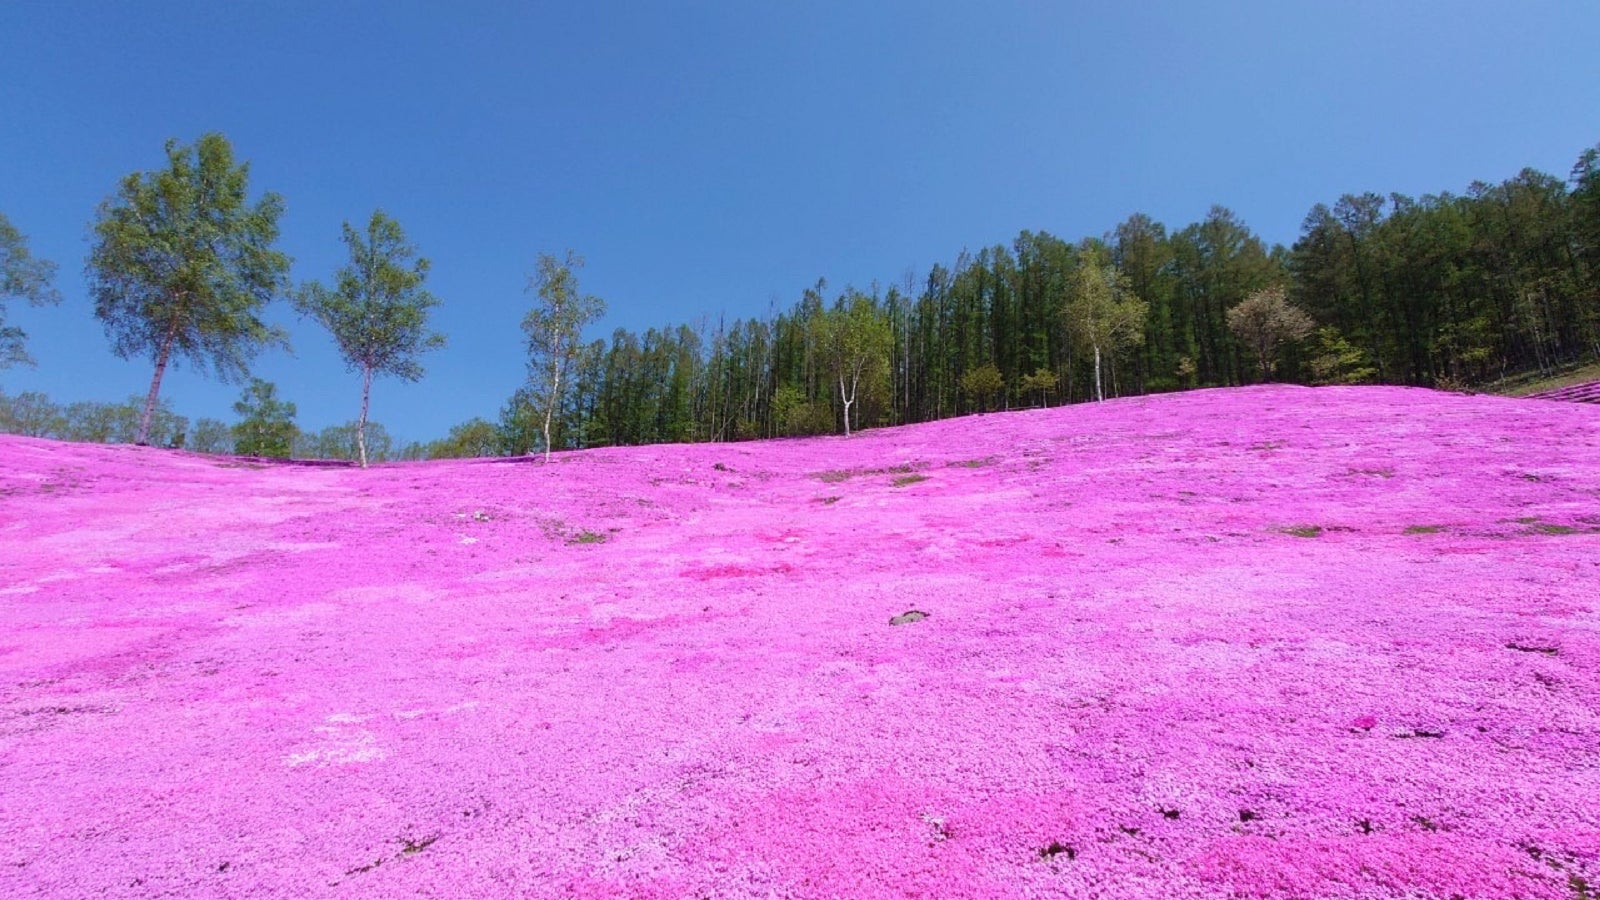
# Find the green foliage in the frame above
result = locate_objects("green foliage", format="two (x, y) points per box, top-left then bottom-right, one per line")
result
(1308, 327), (1377, 385)
(0, 389), (189, 446)
(1065, 250), (1148, 402)
(770, 382), (832, 437)
(231, 378), (296, 458)
(25, 137), (1596, 458)
(294, 420), (394, 463)
(188, 417), (231, 454)
(0, 390), (63, 436)
(0, 212), (62, 367)
(426, 417), (500, 459)
(522, 251), (606, 460)
(87, 133), (290, 445)
(959, 363), (1006, 412)
(818, 289), (892, 436)
(1227, 285), (1315, 380)
(295, 210), (445, 467)
(1017, 368), (1059, 407)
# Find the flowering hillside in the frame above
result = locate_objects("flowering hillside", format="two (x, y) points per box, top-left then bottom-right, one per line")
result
(2, 386), (1597, 899)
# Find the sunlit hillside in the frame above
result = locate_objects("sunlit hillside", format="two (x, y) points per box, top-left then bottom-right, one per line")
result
(2, 386), (1597, 898)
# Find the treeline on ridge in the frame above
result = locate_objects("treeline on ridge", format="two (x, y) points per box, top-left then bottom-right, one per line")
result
(3, 135), (1599, 461)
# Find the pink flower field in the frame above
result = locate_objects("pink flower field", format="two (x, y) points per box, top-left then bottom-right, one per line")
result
(2, 385), (1598, 899)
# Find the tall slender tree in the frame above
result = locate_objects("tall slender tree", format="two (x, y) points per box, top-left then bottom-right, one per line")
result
(521, 251), (605, 461)
(819, 290), (891, 436)
(295, 210), (445, 467)
(0, 212), (62, 368)
(1065, 251), (1148, 402)
(87, 133), (290, 445)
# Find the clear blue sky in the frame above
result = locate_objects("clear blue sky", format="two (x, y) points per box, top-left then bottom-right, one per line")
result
(3, 1), (1597, 444)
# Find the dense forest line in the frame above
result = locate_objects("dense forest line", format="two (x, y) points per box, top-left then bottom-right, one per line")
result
(506, 142), (1600, 453)
(3, 140), (1599, 460)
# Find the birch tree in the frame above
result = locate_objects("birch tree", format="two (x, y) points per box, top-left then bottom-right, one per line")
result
(295, 210), (445, 467)
(521, 251), (605, 461)
(820, 290), (890, 436)
(1065, 254), (1147, 402)
(88, 134), (290, 445)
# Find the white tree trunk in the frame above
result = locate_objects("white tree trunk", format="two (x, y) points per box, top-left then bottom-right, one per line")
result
(543, 361), (561, 463)
(1093, 344), (1104, 403)
(357, 366), (373, 468)
(839, 375), (853, 438)
(137, 326), (179, 446)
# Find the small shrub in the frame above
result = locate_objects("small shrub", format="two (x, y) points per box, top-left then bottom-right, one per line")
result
(1404, 525), (1444, 535)
(892, 474), (929, 488)
(1282, 525), (1324, 538)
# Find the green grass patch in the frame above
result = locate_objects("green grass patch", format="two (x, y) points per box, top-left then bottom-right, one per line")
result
(1282, 525), (1324, 538)
(1404, 525), (1445, 535)
(814, 463), (919, 483)
(1481, 359), (1600, 397)
(892, 474), (930, 488)
(948, 456), (998, 468)
(1528, 523), (1585, 536)
(567, 530), (608, 545)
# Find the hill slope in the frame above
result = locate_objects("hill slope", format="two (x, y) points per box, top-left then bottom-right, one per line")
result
(3, 386), (1598, 899)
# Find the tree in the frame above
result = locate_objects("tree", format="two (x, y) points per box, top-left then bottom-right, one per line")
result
(87, 133), (290, 445)
(0, 390), (62, 436)
(1, 212), (62, 368)
(294, 420), (394, 462)
(1018, 367), (1060, 407)
(1065, 253), (1148, 402)
(1226, 286), (1315, 380)
(428, 417), (500, 459)
(54, 396), (187, 446)
(295, 210), (445, 467)
(521, 251), (605, 461)
(231, 378), (296, 458)
(1308, 327), (1377, 385)
(496, 385), (544, 456)
(959, 363), (1005, 412)
(188, 417), (231, 454)
(819, 290), (891, 436)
